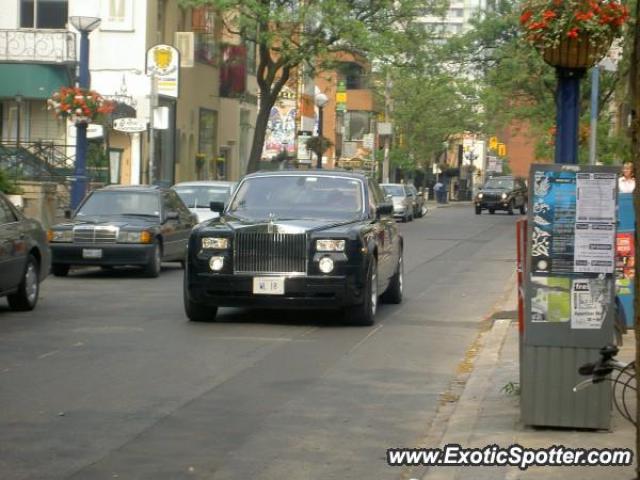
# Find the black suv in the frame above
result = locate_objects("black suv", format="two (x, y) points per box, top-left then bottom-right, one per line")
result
(475, 176), (527, 215)
(48, 185), (196, 277)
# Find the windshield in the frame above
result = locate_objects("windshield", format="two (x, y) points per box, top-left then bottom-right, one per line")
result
(76, 191), (161, 217)
(228, 176), (364, 221)
(484, 178), (514, 190)
(382, 185), (405, 197)
(174, 186), (232, 208)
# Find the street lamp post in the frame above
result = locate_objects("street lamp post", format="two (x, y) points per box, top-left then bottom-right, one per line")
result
(315, 93), (328, 169)
(69, 15), (101, 210)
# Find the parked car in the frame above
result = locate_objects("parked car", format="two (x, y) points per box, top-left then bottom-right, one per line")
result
(184, 170), (404, 325)
(48, 185), (195, 277)
(0, 192), (50, 311)
(380, 183), (414, 222)
(173, 181), (237, 223)
(406, 184), (426, 218)
(474, 176), (528, 215)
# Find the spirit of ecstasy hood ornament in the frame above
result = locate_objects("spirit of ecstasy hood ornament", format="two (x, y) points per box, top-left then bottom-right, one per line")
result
(267, 213), (276, 234)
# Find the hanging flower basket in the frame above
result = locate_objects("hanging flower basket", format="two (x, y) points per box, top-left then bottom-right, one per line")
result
(47, 87), (114, 125)
(520, 0), (629, 68)
(541, 35), (612, 68)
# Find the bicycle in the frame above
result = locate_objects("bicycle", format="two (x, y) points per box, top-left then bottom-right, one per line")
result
(574, 344), (636, 426)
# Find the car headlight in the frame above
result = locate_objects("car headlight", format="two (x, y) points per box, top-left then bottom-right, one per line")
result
(48, 230), (72, 243)
(501, 192), (508, 199)
(318, 256), (334, 273)
(202, 237), (229, 249)
(209, 256), (225, 271)
(316, 239), (346, 252)
(118, 230), (153, 244)
(477, 193), (483, 199)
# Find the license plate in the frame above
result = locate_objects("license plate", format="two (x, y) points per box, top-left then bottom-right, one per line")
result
(253, 277), (285, 295)
(82, 248), (103, 259)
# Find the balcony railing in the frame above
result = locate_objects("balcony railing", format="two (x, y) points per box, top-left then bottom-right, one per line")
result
(0, 29), (76, 64)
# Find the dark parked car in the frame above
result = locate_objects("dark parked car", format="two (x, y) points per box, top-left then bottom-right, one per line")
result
(184, 171), (404, 325)
(380, 183), (415, 222)
(474, 176), (528, 215)
(48, 185), (195, 277)
(0, 192), (50, 310)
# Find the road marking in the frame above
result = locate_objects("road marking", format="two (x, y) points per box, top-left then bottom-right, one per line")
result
(37, 350), (59, 360)
(348, 324), (383, 354)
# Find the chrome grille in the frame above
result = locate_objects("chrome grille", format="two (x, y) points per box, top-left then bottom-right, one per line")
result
(73, 226), (119, 244)
(234, 232), (307, 274)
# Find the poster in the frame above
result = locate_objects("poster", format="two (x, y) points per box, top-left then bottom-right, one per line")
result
(531, 170), (577, 275)
(570, 278), (610, 329)
(573, 223), (615, 273)
(530, 276), (571, 323)
(575, 172), (616, 223)
(615, 232), (634, 296)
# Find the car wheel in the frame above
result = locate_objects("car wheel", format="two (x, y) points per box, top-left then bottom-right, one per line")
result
(346, 258), (378, 326)
(519, 202), (527, 215)
(52, 264), (70, 277)
(489, 208), (495, 214)
(8, 255), (40, 311)
(144, 241), (162, 278)
(382, 252), (403, 304)
(183, 272), (217, 322)
(507, 200), (514, 215)
(475, 206), (481, 215)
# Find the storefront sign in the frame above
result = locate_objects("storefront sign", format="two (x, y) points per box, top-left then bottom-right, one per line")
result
(146, 44), (180, 98)
(113, 117), (147, 133)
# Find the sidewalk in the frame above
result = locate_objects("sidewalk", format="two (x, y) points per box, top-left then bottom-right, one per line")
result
(422, 281), (636, 480)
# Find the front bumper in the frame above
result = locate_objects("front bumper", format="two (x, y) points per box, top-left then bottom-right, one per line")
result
(476, 200), (510, 210)
(50, 243), (156, 266)
(187, 271), (365, 309)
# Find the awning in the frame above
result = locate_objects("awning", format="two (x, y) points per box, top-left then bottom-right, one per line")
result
(0, 64), (72, 100)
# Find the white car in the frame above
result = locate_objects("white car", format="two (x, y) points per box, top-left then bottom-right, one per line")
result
(173, 181), (237, 223)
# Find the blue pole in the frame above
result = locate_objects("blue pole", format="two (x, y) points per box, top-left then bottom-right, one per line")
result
(554, 68), (585, 165)
(70, 30), (90, 210)
(588, 66), (599, 165)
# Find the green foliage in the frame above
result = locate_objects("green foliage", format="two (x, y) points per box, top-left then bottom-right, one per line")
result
(501, 381), (521, 396)
(0, 169), (22, 195)
(305, 136), (333, 155)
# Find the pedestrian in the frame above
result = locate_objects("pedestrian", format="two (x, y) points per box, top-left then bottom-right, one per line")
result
(618, 161), (635, 193)
(434, 181), (444, 203)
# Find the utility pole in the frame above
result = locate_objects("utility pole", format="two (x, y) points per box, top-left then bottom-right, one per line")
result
(631, 0), (640, 473)
(382, 70), (392, 184)
(148, 72), (157, 185)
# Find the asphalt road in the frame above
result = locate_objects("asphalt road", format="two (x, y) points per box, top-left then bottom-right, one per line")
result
(0, 205), (520, 480)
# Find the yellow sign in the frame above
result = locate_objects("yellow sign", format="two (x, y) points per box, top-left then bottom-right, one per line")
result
(153, 47), (173, 70)
(498, 143), (507, 157)
(489, 136), (498, 150)
(336, 92), (347, 103)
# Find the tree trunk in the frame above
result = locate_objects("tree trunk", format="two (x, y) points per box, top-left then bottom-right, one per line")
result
(246, 92), (276, 174)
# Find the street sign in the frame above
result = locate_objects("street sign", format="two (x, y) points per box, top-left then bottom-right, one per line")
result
(487, 156), (502, 172)
(363, 133), (375, 149)
(113, 117), (147, 133)
(146, 44), (180, 98)
(378, 122), (392, 135)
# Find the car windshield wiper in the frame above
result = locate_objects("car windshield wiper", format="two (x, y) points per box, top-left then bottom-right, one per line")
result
(119, 213), (159, 217)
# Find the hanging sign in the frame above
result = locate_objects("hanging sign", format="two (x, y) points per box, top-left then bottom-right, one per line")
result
(146, 44), (180, 98)
(113, 117), (147, 133)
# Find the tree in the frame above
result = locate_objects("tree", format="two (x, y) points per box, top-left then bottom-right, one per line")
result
(182, 0), (442, 174)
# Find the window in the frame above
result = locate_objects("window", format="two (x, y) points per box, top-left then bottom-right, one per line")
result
(0, 197), (17, 224)
(339, 62), (367, 90)
(192, 7), (217, 66)
(20, 0), (68, 29)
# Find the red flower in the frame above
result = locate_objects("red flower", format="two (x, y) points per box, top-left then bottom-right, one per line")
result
(567, 27), (580, 38)
(520, 10), (533, 24)
(575, 11), (594, 21)
(542, 9), (557, 20)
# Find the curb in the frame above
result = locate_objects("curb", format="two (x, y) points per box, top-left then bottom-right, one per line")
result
(420, 280), (518, 480)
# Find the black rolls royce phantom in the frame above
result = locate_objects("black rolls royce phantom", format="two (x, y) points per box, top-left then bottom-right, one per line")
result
(184, 171), (404, 325)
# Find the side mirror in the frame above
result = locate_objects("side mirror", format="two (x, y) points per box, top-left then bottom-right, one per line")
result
(376, 203), (394, 216)
(166, 211), (179, 221)
(210, 201), (225, 213)
(64, 209), (72, 219)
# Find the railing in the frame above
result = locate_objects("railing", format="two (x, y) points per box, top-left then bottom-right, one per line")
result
(0, 29), (76, 64)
